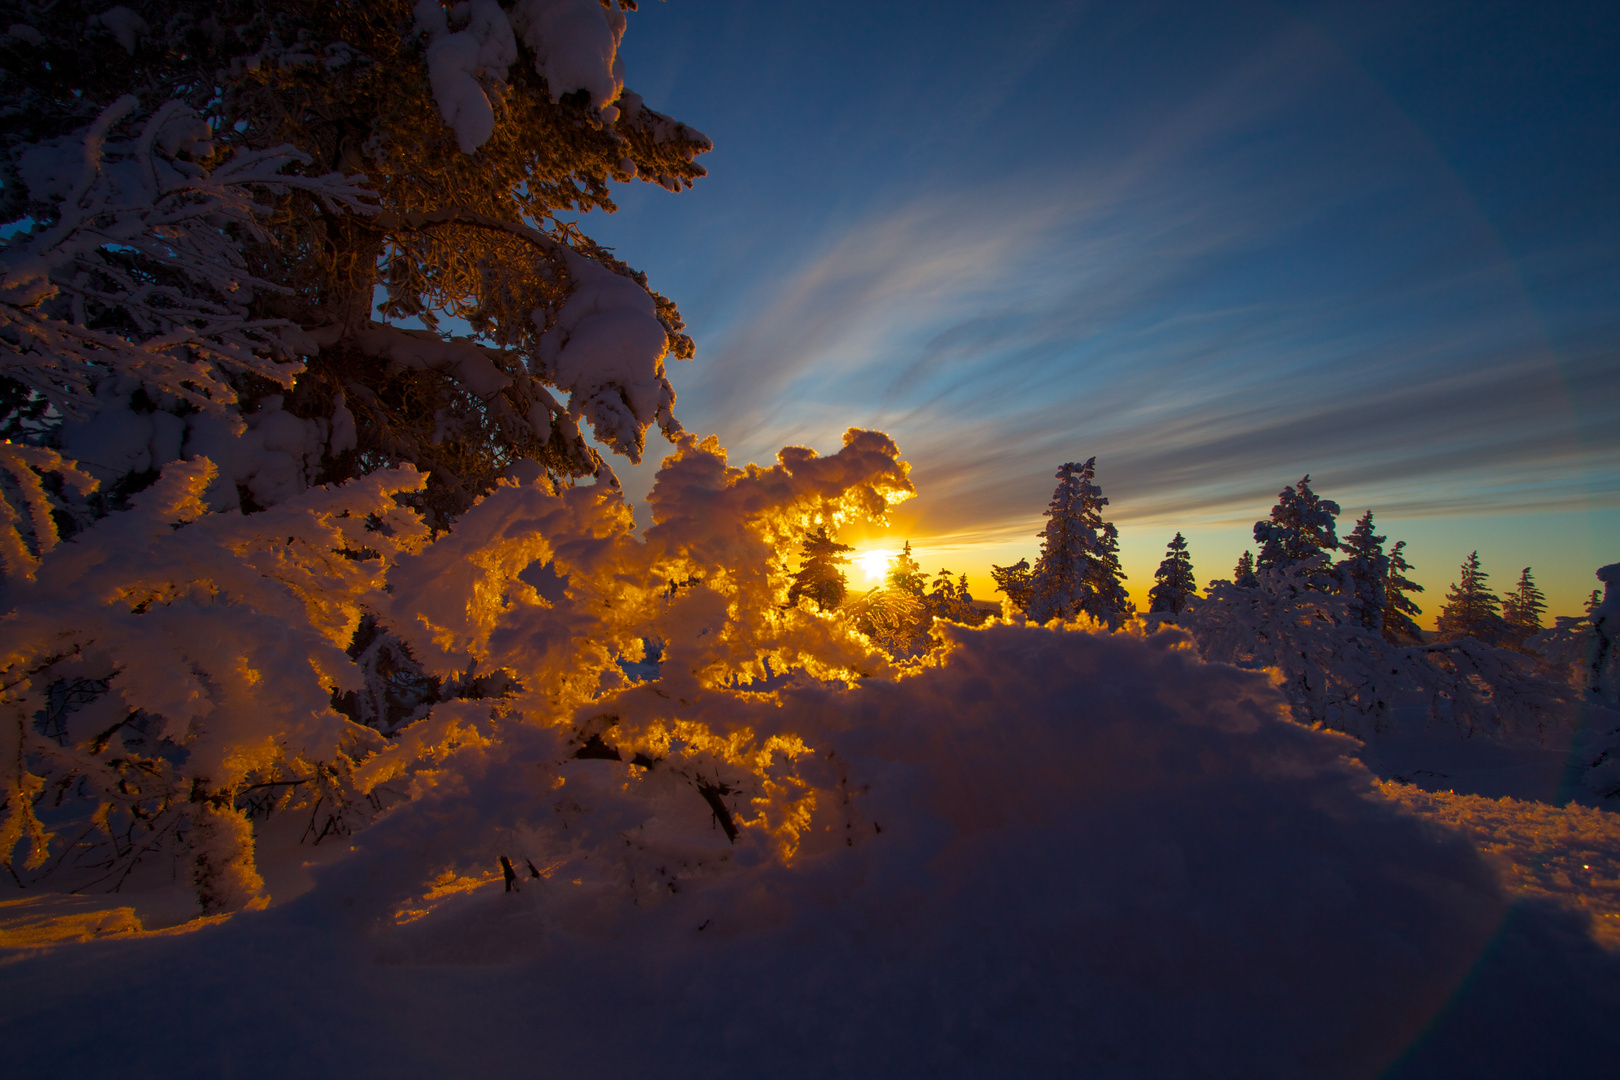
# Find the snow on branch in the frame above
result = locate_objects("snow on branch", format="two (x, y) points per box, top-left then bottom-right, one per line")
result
(0, 96), (377, 417)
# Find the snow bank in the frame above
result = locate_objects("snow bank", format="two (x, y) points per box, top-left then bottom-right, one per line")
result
(5, 623), (1616, 1074)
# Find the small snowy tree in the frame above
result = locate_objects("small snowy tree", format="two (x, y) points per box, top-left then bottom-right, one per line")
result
(1337, 511), (1387, 633)
(1382, 540), (1425, 645)
(1253, 475), (1340, 587)
(1026, 458), (1130, 625)
(1147, 532), (1196, 615)
(1230, 550), (1258, 589)
(1500, 567), (1547, 642)
(1436, 551), (1505, 644)
(785, 527), (851, 612)
(990, 557), (1032, 613)
(885, 540), (927, 596)
(925, 569), (983, 625)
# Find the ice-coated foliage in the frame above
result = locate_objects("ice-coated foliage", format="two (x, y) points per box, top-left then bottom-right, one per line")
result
(989, 556), (1032, 612)
(0, 425), (920, 908)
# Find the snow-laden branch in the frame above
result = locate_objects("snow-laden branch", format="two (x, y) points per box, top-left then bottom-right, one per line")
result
(0, 97), (378, 416)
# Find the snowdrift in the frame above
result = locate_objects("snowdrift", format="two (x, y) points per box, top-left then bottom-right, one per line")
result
(4, 622), (1616, 1077)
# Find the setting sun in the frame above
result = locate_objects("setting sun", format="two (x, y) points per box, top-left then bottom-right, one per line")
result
(853, 547), (898, 585)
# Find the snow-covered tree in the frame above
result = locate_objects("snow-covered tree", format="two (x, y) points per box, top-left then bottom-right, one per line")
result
(1147, 531), (1196, 614)
(1230, 549), (1258, 589)
(1337, 511), (1387, 633)
(1500, 567), (1547, 642)
(1253, 475), (1339, 586)
(785, 527), (851, 612)
(1587, 589), (1603, 617)
(2, 0), (713, 526)
(885, 540), (927, 596)
(1382, 539), (1424, 645)
(1436, 551), (1505, 644)
(1026, 458), (1130, 625)
(990, 557), (1032, 613)
(925, 568), (984, 625)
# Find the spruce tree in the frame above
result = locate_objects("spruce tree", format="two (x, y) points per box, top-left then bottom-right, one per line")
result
(991, 557), (1033, 613)
(1253, 476), (1340, 584)
(1382, 540), (1425, 644)
(886, 540), (927, 595)
(1026, 458), (1130, 625)
(1435, 551), (1504, 642)
(1337, 511), (1388, 632)
(1500, 567), (1546, 640)
(1231, 550), (1259, 589)
(0, 0), (712, 526)
(1587, 589), (1604, 618)
(786, 527), (852, 612)
(1147, 532), (1196, 614)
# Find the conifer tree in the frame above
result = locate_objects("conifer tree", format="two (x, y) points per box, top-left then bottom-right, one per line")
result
(926, 569), (980, 624)
(786, 527), (851, 612)
(1500, 567), (1547, 640)
(1337, 511), (1388, 632)
(1026, 458), (1130, 625)
(1253, 476), (1340, 585)
(1587, 589), (1604, 618)
(0, 0), (712, 526)
(1231, 550), (1259, 589)
(991, 557), (1033, 613)
(1382, 540), (1425, 644)
(1436, 551), (1504, 643)
(886, 540), (927, 595)
(1147, 532), (1197, 614)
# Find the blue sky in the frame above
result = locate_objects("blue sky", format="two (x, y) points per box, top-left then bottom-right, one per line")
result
(582, 0), (1619, 619)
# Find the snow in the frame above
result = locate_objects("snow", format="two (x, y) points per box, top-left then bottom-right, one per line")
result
(413, 0), (518, 154)
(1, 622), (1617, 1074)
(91, 7), (148, 56)
(512, 0), (627, 109)
(535, 247), (675, 461)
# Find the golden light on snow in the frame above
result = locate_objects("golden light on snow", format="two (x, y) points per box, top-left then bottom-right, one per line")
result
(853, 547), (899, 585)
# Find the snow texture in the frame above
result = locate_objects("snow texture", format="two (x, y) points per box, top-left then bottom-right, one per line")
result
(413, 0), (518, 154)
(535, 246), (676, 461)
(2, 623), (1617, 1075)
(512, 0), (627, 109)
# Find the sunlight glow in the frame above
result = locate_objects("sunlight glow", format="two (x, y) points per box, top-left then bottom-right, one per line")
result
(854, 548), (898, 585)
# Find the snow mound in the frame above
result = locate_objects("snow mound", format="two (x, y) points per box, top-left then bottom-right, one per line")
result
(5, 624), (1616, 1074)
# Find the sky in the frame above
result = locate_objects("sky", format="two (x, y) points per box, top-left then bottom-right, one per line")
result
(580, 0), (1620, 622)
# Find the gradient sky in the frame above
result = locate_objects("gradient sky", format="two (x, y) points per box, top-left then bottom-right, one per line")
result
(579, 0), (1619, 622)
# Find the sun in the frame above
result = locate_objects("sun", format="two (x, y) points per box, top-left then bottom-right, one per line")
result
(853, 548), (898, 585)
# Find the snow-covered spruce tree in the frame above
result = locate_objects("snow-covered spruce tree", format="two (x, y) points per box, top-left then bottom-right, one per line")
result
(1436, 551), (1506, 644)
(1382, 539), (1424, 645)
(1181, 558), (1575, 743)
(1026, 458), (1130, 625)
(990, 557), (1032, 613)
(1, 0), (712, 526)
(785, 526), (851, 612)
(1230, 549), (1258, 589)
(1147, 531), (1196, 615)
(1336, 510), (1387, 633)
(1500, 567), (1546, 643)
(1253, 475), (1339, 587)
